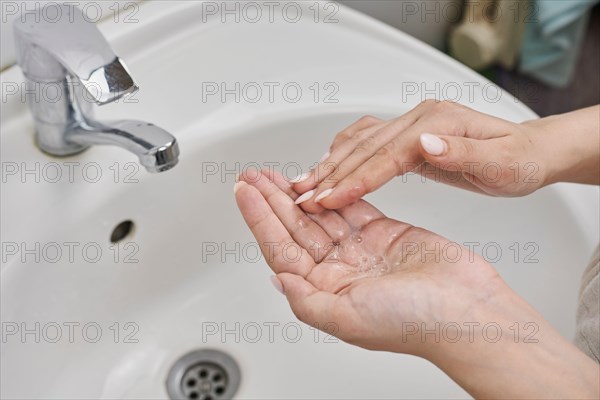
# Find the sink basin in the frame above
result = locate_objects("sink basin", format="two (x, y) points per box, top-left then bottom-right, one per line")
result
(2, 2), (598, 399)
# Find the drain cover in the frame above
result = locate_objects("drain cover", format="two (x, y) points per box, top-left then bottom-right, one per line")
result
(181, 362), (227, 399)
(166, 349), (241, 400)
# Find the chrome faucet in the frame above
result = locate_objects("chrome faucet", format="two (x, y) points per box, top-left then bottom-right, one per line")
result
(13, 4), (179, 173)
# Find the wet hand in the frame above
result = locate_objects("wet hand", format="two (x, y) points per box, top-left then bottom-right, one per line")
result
(291, 100), (548, 213)
(235, 169), (509, 356)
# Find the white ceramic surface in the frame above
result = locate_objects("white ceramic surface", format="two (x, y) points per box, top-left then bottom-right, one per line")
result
(1, 1), (598, 399)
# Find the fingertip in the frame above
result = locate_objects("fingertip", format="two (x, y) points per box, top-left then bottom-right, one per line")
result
(289, 172), (310, 184)
(238, 168), (264, 185)
(292, 178), (318, 194)
(314, 188), (334, 203)
(233, 180), (247, 194)
(234, 179), (270, 228)
(294, 189), (315, 205)
(420, 133), (447, 156)
(318, 184), (364, 210)
(319, 151), (330, 163)
(270, 275), (285, 295)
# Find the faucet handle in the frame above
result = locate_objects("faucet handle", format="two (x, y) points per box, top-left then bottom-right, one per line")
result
(79, 57), (138, 104)
(13, 3), (138, 104)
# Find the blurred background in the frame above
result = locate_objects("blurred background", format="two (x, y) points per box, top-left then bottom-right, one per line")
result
(2, 0), (598, 117)
(340, 0), (600, 117)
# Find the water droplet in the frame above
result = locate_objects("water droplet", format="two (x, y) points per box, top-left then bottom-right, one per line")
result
(358, 256), (369, 272)
(328, 251), (339, 262)
(371, 256), (384, 264)
(297, 218), (307, 229)
(350, 232), (363, 244)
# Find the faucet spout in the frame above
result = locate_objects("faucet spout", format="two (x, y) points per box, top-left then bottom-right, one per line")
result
(13, 4), (180, 173)
(68, 120), (180, 173)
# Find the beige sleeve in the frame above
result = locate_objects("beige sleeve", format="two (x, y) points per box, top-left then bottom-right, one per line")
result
(575, 244), (600, 363)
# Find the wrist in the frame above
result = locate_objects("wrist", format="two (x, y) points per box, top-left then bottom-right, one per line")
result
(424, 287), (600, 399)
(521, 107), (600, 186)
(520, 118), (562, 188)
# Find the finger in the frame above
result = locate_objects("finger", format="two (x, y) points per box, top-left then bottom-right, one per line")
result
(414, 163), (486, 194)
(319, 116), (421, 188)
(294, 103), (436, 197)
(418, 133), (499, 182)
(330, 115), (384, 151)
(235, 181), (314, 276)
(317, 127), (424, 209)
(307, 212), (351, 243)
(261, 169), (326, 211)
(262, 169), (352, 242)
(413, 100), (513, 140)
(294, 110), (427, 196)
(260, 169), (297, 199)
(293, 120), (389, 195)
(277, 272), (350, 335)
(295, 125), (408, 213)
(239, 170), (332, 263)
(264, 168), (326, 214)
(297, 108), (432, 211)
(336, 199), (385, 229)
(289, 116), (384, 191)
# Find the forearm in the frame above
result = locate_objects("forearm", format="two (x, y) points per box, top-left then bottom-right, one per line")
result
(426, 290), (600, 399)
(525, 105), (600, 186)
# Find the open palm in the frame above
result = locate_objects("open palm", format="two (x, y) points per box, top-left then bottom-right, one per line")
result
(235, 170), (506, 356)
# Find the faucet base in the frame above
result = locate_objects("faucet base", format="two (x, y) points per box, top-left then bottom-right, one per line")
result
(34, 123), (90, 156)
(14, 4), (179, 173)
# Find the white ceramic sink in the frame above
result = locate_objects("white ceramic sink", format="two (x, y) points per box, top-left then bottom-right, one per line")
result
(1, 2), (599, 399)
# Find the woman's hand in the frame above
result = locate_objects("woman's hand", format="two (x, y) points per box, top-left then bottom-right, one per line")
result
(235, 169), (504, 355)
(290, 100), (555, 213)
(235, 169), (600, 399)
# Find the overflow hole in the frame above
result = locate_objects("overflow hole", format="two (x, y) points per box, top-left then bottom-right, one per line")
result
(110, 220), (134, 243)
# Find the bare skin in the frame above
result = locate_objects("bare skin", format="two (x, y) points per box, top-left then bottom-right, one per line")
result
(235, 103), (600, 398)
(290, 102), (600, 213)
(235, 169), (599, 399)
(235, 169), (503, 353)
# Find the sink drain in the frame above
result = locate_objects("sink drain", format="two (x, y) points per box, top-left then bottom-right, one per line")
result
(166, 349), (241, 400)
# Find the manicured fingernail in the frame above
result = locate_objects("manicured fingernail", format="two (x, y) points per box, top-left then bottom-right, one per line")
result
(314, 188), (334, 203)
(270, 275), (284, 294)
(289, 172), (310, 183)
(294, 189), (315, 204)
(319, 151), (330, 163)
(420, 133), (446, 156)
(233, 181), (246, 194)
